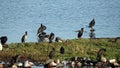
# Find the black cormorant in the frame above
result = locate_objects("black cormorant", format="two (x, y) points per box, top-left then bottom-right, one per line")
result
(97, 48), (106, 62)
(88, 18), (95, 28)
(37, 24), (46, 35)
(0, 36), (8, 45)
(21, 31), (27, 43)
(55, 37), (62, 42)
(49, 48), (55, 59)
(75, 28), (84, 38)
(49, 32), (55, 43)
(60, 46), (65, 54)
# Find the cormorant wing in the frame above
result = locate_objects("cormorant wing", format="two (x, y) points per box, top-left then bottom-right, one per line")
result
(89, 19), (95, 28)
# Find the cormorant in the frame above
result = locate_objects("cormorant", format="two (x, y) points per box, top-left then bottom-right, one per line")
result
(0, 36), (8, 45)
(60, 46), (65, 54)
(55, 37), (62, 42)
(21, 31), (27, 43)
(97, 48), (106, 62)
(37, 24), (46, 35)
(49, 48), (55, 59)
(49, 32), (55, 43)
(88, 18), (95, 28)
(75, 28), (84, 38)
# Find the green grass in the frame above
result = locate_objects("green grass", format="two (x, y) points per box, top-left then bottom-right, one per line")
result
(0, 38), (120, 62)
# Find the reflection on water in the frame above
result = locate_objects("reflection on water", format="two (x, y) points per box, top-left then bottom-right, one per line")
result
(33, 65), (44, 68)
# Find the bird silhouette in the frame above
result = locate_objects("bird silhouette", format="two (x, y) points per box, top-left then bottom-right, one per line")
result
(88, 18), (95, 28)
(21, 31), (28, 43)
(55, 37), (62, 42)
(60, 46), (65, 54)
(49, 32), (55, 43)
(0, 36), (8, 45)
(75, 28), (84, 38)
(97, 48), (106, 62)
(49, 48), (55, 59)
(37, 24), (46, 35)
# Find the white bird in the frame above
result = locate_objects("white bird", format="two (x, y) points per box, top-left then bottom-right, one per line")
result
(49, 61), (57, 67)
(12, 64), (18, 68)
(24, 60), (34, 68)
(0, 43), (3, 51)
(109, 59), (116, 64)
(101, 57), (107, 63)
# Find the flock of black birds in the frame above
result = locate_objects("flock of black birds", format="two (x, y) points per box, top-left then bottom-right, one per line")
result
(75, 18), (96, 39)
(70, 48), (107, 67)
(37, 24), (55, 43)
(0, 18), (120, 68)
(37, 18), (96, 43)
(1, 17), (120, 45)
(0, 18), (119, 46)
(0, 18), (96, 51)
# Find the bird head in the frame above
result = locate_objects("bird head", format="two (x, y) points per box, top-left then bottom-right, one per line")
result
(25, 31), (27, 35)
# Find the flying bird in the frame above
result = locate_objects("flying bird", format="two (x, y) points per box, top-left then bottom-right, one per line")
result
(21, 31), (28, 43)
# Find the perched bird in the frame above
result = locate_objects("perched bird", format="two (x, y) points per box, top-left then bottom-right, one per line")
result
(88, 18), (95, 28)
(0, 43), (3, 51)
(21, 31), (27, 43)
(37, 24), (46, 35)
(109, 59), (120, 67)
(71, 57), (82, 68)
(60, 46), (65, 54)
(24, 60), (34, 68)
(49, 32), (55, 43)
(48, 61), (57, 67)
(0, 36), (8, 45)
(114, 37), (120, 42)
(49, 48), (55, 59)
(38, 32), (47, 42)
(55, 37), (63, 42)
(75, 28), (84, 38)
(97, 48), (106, 62)
(89, 31), (96, 39)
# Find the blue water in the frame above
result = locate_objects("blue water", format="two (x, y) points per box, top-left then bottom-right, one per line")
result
(0, 0), (120, 43)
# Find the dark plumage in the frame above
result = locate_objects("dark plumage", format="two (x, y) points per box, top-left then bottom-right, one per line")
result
(49, 33), (55, 43)
(0, 36), (8, 45)
(97, 48), (106, 62)
(55, 37), (62, 42)
(37, 24), (46, 35)
(49, 48), (55, 59)
(60, 46), (65, 54)
(11, 55), (20, 64)
(38, 32), (47, 39)
(89, 31), (96, 39)
(115, 37), (120, 42)
(21, 31), (27, 43)
(89, 19), (95, 28)
(76, 28), (84, 38)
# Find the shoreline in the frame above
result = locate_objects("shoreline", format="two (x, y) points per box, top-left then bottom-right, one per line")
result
(0, 38), (120, 63)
